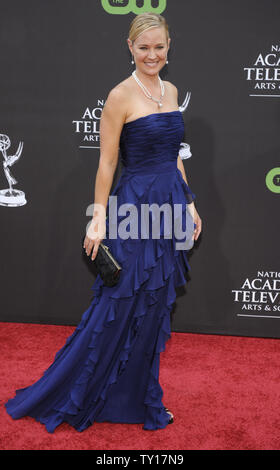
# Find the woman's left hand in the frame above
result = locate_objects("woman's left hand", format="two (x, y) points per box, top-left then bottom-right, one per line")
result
(193, 207), (202, 241)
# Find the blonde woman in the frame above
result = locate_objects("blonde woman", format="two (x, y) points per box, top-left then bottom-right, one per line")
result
(6, 13), (202, 433)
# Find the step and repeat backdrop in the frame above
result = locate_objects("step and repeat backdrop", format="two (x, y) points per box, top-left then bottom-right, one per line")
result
(0, 1), (279, 337)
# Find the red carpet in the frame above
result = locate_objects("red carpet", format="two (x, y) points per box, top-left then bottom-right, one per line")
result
(1, 322), (280, 450)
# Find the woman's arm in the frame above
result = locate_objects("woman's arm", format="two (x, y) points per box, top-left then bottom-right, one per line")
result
(177, 154), (202, 241)
(177, 154), (189, 185)
(83, 85), (127, 259)
(95, 86), (127, 214)
(169, 82), (202, 241)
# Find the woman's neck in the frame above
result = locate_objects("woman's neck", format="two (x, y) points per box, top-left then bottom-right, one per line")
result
(134, 68), (159, 89)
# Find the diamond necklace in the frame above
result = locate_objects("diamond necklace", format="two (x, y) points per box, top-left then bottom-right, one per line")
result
(132, 70), (165, 108)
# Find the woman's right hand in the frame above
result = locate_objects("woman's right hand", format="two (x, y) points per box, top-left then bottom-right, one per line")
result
(83, 215), (106, 261)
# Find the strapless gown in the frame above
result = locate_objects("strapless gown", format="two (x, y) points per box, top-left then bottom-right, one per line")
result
(5, 110), (196, 432)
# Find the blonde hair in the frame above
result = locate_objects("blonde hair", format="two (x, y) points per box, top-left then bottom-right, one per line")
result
(128, 12), (169, 44)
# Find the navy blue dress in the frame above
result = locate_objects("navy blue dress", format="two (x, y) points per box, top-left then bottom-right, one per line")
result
(5, 110), (196, 433)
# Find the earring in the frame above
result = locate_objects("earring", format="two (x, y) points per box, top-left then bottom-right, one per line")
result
(131, 54), (134, 64)
(166, 54), (169, 64)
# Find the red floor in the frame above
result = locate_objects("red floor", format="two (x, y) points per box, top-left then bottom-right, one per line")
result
(1, 322), (280, 450)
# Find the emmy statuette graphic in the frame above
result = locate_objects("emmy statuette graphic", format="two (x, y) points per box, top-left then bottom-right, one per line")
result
(179, 92), (192, 160)
(0, 134), (26, 207)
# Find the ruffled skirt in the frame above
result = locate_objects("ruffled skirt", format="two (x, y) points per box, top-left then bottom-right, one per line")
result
(5, 167), (196, 432)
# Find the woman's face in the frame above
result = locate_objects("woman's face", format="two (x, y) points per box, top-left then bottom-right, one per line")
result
(128, 26), (170, 76)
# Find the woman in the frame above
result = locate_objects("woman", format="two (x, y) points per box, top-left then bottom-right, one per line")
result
(5, 13), (202, 433)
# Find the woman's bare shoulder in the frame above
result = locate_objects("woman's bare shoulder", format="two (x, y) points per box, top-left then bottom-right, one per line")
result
(104, 77), (133, 118)
(163, 80), (178, 98)
(107, 77), (134, 100)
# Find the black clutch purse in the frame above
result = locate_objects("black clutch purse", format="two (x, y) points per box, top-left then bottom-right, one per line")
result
(82, 237), (122, 287)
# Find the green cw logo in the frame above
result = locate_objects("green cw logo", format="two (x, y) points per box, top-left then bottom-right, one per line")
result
(101, 0), (167, 15)
(265, 167), (280, 193)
